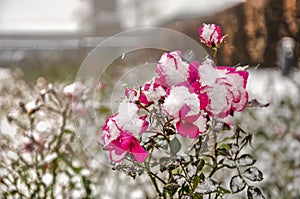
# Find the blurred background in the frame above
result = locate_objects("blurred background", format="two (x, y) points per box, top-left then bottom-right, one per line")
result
(0, 0), (299, 81)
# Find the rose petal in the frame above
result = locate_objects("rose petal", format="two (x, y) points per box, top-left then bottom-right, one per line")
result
(130, 139), (148, 162)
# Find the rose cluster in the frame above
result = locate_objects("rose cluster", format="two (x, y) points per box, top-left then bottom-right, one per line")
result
(101, 24), (249, 163)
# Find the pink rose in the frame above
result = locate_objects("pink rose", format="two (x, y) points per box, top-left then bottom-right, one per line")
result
(199, 23), (226, 48)
(163, 85), (207, 138)
(139, 78), (166, 106)
(176, 105), (207, 138)
(198, 62), (249, 118)
(106, 131), (148, 163)
(156, 51), (190, 87)
(101, 112), (148, 162)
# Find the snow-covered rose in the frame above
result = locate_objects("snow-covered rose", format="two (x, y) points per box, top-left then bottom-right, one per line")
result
(163, 85), (207, 138)
(156, 51), (190, 87)
(139, 78), (166, 106)
(199, 23), (226, 48)
(198, 61), (249, 118)
(101, 100), (149, 162)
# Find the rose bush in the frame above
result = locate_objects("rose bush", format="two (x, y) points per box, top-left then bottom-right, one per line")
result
(101, 23), (265, 198)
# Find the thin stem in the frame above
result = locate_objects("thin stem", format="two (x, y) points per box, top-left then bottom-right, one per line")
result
(212, 48), (218, 64)
(147, 171), (162, 196)
(179, 162), (193, 193)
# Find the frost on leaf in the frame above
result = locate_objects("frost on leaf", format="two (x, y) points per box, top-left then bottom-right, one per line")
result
(243, 167), (263, 181)
(174, 174), (186, 186)
(187, 164), (197, 178)
(247, 186), (265, 199)
(195, 178), (219, 194)
(222, 157), (236, 168)
(229, 143), (239, 156)
(230, 175), (246, 193)
(237, 154), (256, 167)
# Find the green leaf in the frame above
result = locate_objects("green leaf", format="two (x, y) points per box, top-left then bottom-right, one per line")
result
(217, 148), (229, 156)
(82, 176), (92, 196)
(237, 154), (256, 167)
(243, 167), (263, 181)
(218, 186), (231, 195)
(193, 193), (203, 199)
(247, 186), (265, 199)
(230, 175), (246, 193)
(170, 136), (181, 155)
(196, 159), (205, 172)
(218, 143), (231, 150)
(164, 183), (180, 191)
(192, 175), (201, 190)
(63, 129), (76, 135)
(98, 105), (111, 115)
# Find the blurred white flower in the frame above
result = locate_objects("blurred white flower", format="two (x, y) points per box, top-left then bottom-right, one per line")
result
(42, 173), (53, 186)
(63, 82), (86, 99)
(45, 153), (58, 163)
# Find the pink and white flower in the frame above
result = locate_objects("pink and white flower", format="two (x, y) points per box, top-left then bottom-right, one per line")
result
(176, 105), (207, 138)
(101, 100), (149, 162)
(139, 78), (166, 106)
(104, 129), (148, 163)
(199, 23), (226, 48)
(197, 60), (249, 118)
(156, 51), (190, 87)
(163, 85), (207, 138)
(116, 100), (149, 137)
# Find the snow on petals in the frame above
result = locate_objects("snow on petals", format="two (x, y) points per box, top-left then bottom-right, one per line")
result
(155, 51), (190, 87)
(199, 23), (226, 48)
(163, 86), (207, 138)
(116, 100), (148, 138)
(101, 108), (148, 162)
(139, 78), (166, 106)
(198, 61), (249, 118)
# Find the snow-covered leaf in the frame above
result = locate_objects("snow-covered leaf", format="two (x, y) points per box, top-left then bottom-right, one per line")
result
(195, 178), (219, 194)
(174, 174), (186, 186)
(247, 186), (265, 199)
(222, 158), (236, 168)
(229, 143), (239, 156)
(187, 164), (197, 178)
(237, 154), (256, 167)
(230, 175), (246, 193)
(247, 99), (270, 108)
(243, 167), (263, 181)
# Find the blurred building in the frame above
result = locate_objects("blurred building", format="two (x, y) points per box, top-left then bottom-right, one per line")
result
(0, 0), (298, 81)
